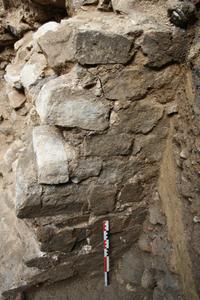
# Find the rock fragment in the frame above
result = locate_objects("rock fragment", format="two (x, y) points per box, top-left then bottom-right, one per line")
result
(20, 53), (47, 90)
(7, 89), (26, 109)
(4, 63), (23, 89)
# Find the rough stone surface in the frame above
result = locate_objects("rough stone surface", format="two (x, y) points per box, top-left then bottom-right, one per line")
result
(37, 11), (142, 69)
(7, 89), (26, 109)
(37, 24), (75, 69)
(71, 157), (102, 183)
(142, 29), (187, 68)
(20, 53), (47, 90)
(75, 30), (133, 65)
(141, 269), (156, 289)
(87, 184), (117, 215)
(102, 65), (152, 101)
(83, 133), (133, 156)
(15, 145), (88, 218)
(36, 67), (111, 131)
(115, 98), (164, 134)
(4, 63), (23, 89)
(32, 125), (70, 185)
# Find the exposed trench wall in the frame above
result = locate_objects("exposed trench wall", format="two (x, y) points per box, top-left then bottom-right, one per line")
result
(0, 1), (200, 300)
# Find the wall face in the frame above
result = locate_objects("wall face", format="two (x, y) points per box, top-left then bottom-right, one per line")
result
(0, 1), (200, 300)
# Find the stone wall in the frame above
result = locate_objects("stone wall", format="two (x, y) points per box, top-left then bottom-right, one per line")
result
(0, 1), (200, 300)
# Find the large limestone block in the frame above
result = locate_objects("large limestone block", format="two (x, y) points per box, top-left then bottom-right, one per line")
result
(32, 125), (70, 184)
(75, 30), (133, 65)
(16, 145), (87, 218)
(36, 67), (110, 130)
(37, 12), (140, 68)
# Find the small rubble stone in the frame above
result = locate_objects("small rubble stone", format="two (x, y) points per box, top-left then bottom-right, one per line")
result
(166, 102), (178, 115)
(20, 53), (47, 90)
(82, 0), (98, 5)
(180, 148), (189, 159)
(141, 269), (156, 289)
(3, 140), (24, 170)
(138, 234), (152, 252)
(149, 206), (165, 225)
(7, 89), (26, 110)
(193, 216), (200, 223)
(111, 0), (132, 13)
(4, 63), (23, 89)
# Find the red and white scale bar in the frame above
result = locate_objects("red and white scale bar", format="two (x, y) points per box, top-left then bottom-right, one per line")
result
(103, 220), (110, 287)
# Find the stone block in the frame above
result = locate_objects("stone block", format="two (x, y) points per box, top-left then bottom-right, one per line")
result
(32, 125), (70, 185)
(75, 30), (133, 65)
(20, 53), (47, 90)
(116, 98), (164, 134)
(37, 11), (140, 68)
(36, 68), (110, 130)
(16, 144), (87, 218)
(71, 157), (102, 183)
(141, 29), (187, 68)
(87, 184), (117, 215)
(83, 133), (133, 156)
